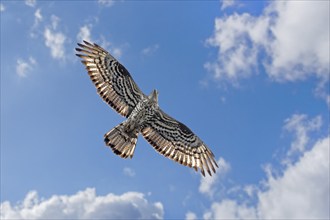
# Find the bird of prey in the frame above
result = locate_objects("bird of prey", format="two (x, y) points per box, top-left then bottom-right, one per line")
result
(75, 41), (218, 176)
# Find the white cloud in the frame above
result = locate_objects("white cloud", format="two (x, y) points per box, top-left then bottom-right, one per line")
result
(30, 8), (43, 38)
(16, 60), (30, 78)
(44, 15), (66, 60)
(44, 28), (66, 60)
(257, 136), (329, 219)
(25, 0), (36, 7)
(266, 2), (329, 82)
(34, 8), (42, 23)
(200, 136), (329, 219)
(185, 211), (197, 220)
(112, 48), (123, 58)
(0, 188), (164, 219)
(283, 114), (322, 157)
(77, 25), (92, 43)
(142, 44), (160, 56)
(123, 167), (136, 177)
(98, 0), (115, 7)
(203, 199), (257, 219)
(16, 57), (37, 78)
(197, 114), (329, 219)
(50, 14), (60, 30)
(0, 3), (5, 12)
(243, 184), (257, 198)
(206, 1), (329, 85)
(199, 157), (230, 198)
(205, 12), (269, 84)
(221, 0), (235, 10)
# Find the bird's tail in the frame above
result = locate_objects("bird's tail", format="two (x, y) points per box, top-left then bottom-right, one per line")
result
(104, 123), (138, 159)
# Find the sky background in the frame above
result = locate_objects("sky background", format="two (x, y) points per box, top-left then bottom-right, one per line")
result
(1, 0), (329, 219)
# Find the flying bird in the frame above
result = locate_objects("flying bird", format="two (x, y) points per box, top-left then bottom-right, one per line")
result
(75, 41), (218, 176)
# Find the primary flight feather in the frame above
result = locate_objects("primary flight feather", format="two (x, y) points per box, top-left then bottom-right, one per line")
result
(76, 41), (218, 176)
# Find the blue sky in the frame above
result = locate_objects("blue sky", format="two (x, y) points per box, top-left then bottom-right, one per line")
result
(1, 0), (329, 219)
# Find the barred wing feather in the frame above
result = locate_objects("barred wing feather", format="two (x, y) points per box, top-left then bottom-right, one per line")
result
(142, 109), (218, 176)
(75, 41), (145, 117)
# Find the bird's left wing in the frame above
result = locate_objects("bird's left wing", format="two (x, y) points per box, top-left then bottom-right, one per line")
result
(141, 108), (218, 176)
(76, 41), (145, 117)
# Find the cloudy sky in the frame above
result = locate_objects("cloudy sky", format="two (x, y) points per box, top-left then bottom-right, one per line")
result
(1, 0), (329, 219)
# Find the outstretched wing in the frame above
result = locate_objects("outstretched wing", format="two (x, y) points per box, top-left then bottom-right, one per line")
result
(141, 109), (218, 176)
(76, 41), (145, 117)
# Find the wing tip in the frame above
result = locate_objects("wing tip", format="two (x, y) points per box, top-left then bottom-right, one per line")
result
(75, 47), (83, 52)
(83, 40), (93, 46)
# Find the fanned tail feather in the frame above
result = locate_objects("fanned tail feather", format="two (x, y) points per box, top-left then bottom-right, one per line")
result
(104, 123), (138, 159)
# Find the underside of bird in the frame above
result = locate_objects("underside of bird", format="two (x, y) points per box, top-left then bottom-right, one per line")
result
(75, 40), (219, 177)
(105, 90), (158, 158)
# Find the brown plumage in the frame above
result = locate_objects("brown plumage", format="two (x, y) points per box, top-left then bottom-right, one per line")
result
(76, 41), (218, 176)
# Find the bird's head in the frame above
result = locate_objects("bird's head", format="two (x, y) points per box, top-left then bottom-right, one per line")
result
(148, 89), (159, 107)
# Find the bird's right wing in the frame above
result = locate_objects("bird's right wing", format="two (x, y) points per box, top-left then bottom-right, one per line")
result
(76, 41), (145, 117)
